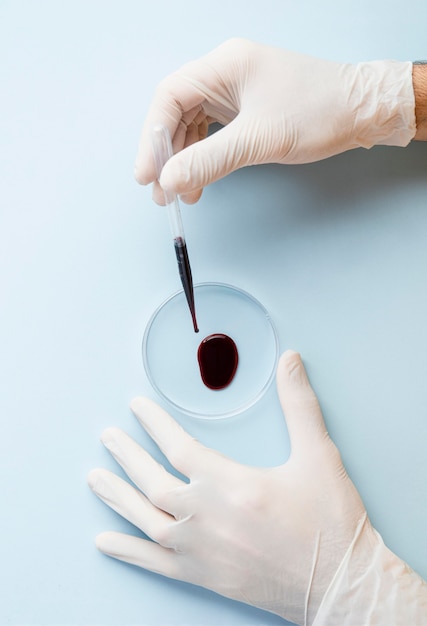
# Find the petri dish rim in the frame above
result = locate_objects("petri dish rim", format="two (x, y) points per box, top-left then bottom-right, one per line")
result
(142, 282), (280, 419)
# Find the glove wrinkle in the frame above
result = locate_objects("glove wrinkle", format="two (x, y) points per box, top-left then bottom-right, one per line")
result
(305, 530), (321, 626)
(313, 512), (427, 625)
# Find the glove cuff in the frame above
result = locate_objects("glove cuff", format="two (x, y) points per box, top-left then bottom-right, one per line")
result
(351, 59), (416, 148)
(312, 513), (427, 625)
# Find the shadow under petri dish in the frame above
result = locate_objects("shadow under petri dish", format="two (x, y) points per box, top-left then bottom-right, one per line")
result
(142, 282), (279, 419)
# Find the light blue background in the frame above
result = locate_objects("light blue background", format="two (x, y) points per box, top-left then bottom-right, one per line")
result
(1, 1), (426, 624)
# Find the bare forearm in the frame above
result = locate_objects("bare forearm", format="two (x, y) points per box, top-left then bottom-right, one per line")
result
(413, 62), (427, 140)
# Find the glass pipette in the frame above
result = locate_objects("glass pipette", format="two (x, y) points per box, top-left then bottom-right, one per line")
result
(151, 124), (199, 333)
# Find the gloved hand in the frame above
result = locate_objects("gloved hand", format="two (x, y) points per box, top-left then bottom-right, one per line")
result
(135, 38), (416, 205)
(88, 350), (427, 625)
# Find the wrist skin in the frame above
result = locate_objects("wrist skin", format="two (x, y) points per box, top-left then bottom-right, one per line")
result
(413, 62), (427, 140)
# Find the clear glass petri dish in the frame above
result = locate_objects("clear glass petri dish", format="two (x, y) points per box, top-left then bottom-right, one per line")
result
(142, 282), (279, 419)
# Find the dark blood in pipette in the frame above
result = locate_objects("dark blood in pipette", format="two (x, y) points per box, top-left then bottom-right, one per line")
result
(197, 333), (238, 390)
(174, 237), (199, 333)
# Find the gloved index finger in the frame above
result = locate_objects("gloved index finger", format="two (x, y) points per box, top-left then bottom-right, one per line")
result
(135, 72), (207, 186)
(100, 426), (187, 516)
(130, 396), (204, 478)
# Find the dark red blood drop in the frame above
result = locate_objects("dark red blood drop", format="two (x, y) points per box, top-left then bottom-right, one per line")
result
(197, 333), (238, 390)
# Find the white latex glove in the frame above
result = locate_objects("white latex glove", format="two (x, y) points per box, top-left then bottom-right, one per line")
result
(88, 350), (427, 625)
(135, 38), (416, 205)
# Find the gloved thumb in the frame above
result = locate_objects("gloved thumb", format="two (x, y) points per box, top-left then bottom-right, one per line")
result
(159, 118), (252, 200)
(276, 350), (329, 456)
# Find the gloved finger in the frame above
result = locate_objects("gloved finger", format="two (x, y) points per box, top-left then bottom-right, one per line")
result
(176, 115), (209, 205)
(88, 468), (177, 547)
(158, 116), (256, 198)
(100, 427), (189, 518)
(151, 178), (203, 207)
(177, 186), (203, 206)
(135, 76), (209, 187)
(135, 45), (238, 187)
(130, 397), (208, 478)
(276, 350), (329, 456)
(150, 115), (210, 206)
(182, 113), (210, 150)
(96, 531), (179, 578)
(151, 179), (168, 206)
(151, 175), (203, 206)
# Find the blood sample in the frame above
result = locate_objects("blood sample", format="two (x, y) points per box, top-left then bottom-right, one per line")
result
(197, 333), (238, 390)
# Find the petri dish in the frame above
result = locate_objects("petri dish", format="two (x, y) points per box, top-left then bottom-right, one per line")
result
(142, 282), (279, 419)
